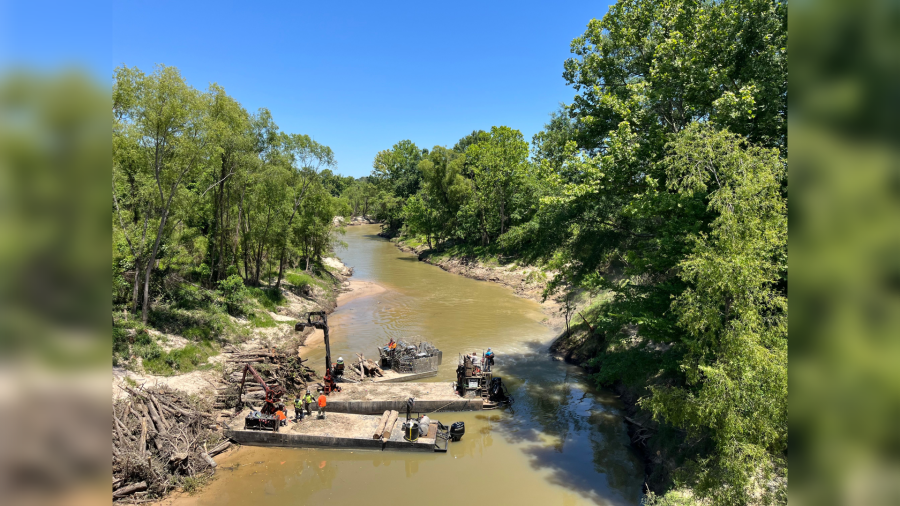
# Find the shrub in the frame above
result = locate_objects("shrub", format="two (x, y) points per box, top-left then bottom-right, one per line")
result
(113, 326), (130, 356)
(217, 274), (249, 316)
(134, 340), (163, 362)
(148, 307), (226, 338)
(285, 272), (313, 288)
(173, 283), (217, 311)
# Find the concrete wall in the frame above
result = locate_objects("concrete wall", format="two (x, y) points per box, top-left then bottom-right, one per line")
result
(373, 370), (439, 383)
(225, 429), (434, 452)
(326, 399), (483, 415)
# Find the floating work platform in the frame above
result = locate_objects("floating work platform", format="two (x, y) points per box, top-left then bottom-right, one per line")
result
(225, 410), (448, 452)
(327, 382), (482, 414)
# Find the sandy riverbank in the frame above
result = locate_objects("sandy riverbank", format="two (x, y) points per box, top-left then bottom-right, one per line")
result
(337, 279), (386, 305)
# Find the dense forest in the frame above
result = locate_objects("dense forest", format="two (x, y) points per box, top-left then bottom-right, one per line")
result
(112, 65), (352, 368)
(356, 0), (787, 503)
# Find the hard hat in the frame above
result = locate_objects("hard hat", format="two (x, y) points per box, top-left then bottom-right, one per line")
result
(338, 357), (343, 362)
(488, 348), (491, 351)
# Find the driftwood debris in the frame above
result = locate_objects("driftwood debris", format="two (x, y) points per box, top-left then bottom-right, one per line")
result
(113, 481), (147, 498)
(346, 353), (384, 381)
(113, 385), (228, 502)
(218, 345), (318, 410)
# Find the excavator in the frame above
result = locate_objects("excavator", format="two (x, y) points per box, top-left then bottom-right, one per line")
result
(238, 363), (286, 431)
(295, 311), (341, 394)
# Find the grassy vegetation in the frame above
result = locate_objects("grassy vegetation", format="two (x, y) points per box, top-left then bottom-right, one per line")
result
(113, 263), (340, 375)
(248, 311), (278, 328)
(285, 271), (315, 289)
(142, 341), (219, 375)
(247, 286), (286, 312)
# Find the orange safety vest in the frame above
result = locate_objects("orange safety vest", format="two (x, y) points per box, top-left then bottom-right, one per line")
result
(317, 395), (327, 407)
(276, 410), (286, 420)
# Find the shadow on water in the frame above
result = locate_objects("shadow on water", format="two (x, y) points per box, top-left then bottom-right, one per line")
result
(481, 341), (645, 505)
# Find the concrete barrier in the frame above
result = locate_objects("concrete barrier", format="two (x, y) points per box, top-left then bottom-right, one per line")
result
(327, 399), (482, 415)
(373, 370), (439, 383)
(225, 429), (435, 452)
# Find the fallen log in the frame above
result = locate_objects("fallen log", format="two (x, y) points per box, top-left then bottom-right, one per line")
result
(207, 440), (231, 456)
(373, 410), (390, 439)
(148, 393), (170, 430)
(113, 481), (147, 498)
(138, 416), (147, 460)
(145, 398), (167, 434)
(381, 410), (399, 440)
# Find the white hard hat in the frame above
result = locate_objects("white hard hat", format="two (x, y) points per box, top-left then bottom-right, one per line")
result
(338, 357), (343, 361)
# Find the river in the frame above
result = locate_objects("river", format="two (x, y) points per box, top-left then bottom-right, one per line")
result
(172, 225), (644, 505)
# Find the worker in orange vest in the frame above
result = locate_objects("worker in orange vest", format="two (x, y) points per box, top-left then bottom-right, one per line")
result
(275, 406), (287, 427)
(317, 389), (327, 419)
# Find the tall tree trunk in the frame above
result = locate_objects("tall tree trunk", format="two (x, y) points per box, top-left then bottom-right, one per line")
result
(141, 209), (169, 324)
(131, 263), (142, 314)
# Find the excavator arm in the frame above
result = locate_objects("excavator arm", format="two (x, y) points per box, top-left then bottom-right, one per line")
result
(237, 363), (284, 413)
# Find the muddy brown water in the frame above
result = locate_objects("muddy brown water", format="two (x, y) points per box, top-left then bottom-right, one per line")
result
(171, 225), (644, 505)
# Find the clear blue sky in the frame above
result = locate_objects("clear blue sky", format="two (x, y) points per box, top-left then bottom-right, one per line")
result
(6, 1), (616, 178)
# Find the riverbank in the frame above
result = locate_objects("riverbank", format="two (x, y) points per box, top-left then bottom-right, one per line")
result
(113, 256), (354, 503)
(113, 258), (350, 398)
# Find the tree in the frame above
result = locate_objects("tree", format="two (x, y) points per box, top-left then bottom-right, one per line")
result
(114, 65), (209, 323)
(417, 146), (470, 243)
(645, 125), (787, 503)
(402, 193), (441, 249)
(372, 139), (423, 200)
(274, 134), (335, 288)
(465, 126), (532, 244)
(342, 179), (377, 217)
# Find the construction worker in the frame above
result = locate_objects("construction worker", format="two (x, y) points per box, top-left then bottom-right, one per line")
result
(294, 397), (303, 421)
(317, 389), (327, 419)
(302, 390), (315, 417)
(323, 368), (337, 394)
(388, 338), (397, 351)
(275, 406), (287, 427)
(334, 357), (345, 378)
(485, 348), (495, 371)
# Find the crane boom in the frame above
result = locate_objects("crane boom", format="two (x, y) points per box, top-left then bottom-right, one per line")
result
(238, 363), (284, 414)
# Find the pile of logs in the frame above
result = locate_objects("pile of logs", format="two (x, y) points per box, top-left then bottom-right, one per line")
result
(216, 345), (318, 409)
(113, 385), (229, 502)
(353, 353), (384, 379)
(373, 410), (399, 440)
